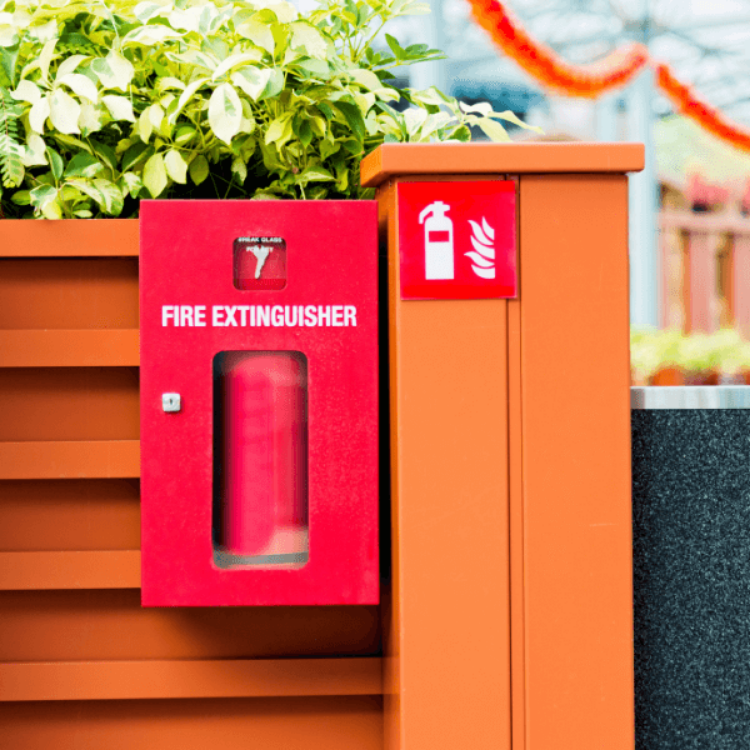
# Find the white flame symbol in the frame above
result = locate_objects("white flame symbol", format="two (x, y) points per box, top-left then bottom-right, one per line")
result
(466, 218), (495, 279)
(247, 245), (272, 279)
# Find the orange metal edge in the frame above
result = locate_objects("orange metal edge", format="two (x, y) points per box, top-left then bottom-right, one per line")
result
(0, 219), (139, 256)
(0, 440), (141, 480)
(0, 658), (384, 701)
(378, 175), (512, 750)
(0, 550), (141, 590)
(508, 319), (525, 750)
(361, 143), (645, 188)
(507, 175), (525, 750)
(0, 330), (140, 367)
(378, 179), (402, 750)
(518, 174), (634, 750)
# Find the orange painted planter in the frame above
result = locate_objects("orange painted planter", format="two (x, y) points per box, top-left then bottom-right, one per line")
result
(0, 218), (382, 748)
(362, 142), (643, 750)
(1, 141), (643, 749)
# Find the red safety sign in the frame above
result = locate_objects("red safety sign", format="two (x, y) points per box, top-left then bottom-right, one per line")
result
(397, 180), (517, 300)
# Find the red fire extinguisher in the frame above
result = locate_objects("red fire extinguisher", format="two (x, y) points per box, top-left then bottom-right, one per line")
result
(218, 352), (308, 560)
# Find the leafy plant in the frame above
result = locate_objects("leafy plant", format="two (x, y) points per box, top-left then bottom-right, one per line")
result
(0, 0), (539, 218)
(630, 327), (750, 383)
(0, 87), (23, 198)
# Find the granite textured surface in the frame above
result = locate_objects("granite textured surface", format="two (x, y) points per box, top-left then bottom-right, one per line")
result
(633, 410), (750, 750)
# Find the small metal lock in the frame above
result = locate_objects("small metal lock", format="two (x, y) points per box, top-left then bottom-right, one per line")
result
(162, 393), (181, 413)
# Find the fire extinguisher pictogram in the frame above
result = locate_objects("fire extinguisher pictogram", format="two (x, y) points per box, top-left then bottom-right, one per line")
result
(419, 201), (454, 280)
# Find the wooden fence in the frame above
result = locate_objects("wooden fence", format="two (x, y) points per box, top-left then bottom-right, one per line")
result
(660, 208), (750, 335)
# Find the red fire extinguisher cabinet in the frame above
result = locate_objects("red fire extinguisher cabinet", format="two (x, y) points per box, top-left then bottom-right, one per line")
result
(139, 200), (379, 607)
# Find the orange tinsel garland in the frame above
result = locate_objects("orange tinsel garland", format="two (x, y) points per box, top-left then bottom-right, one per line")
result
(467, 0), (750, 154)
(655, 63), (750, 153)
(468, 0), (649, 97)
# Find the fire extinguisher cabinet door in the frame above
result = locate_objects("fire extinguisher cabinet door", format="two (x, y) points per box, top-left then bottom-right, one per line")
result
(139, 200), (379, 607)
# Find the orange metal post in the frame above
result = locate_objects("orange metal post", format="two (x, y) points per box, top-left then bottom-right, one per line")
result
(518, 173), (636, 750)
(375, 178), (512, 750)
(363, 142), (643, 750)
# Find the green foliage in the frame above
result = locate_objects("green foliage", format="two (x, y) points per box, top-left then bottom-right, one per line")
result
(0, 0), (541, 218)
(0, 87), (24, 194)
(630, 327), (750, 382)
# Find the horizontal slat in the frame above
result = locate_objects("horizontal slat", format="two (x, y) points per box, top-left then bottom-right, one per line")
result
(0, 658), (383, 701)
(0, 440), (140, 479)
(0, 479), (140, 553)
(0, 219), (139, 257)
(0, 550), (140, 591)
(360, 142), (645, 187)
(0, 329), (139, 367)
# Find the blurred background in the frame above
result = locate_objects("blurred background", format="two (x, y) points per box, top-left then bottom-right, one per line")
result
(306, 0), (750, 384)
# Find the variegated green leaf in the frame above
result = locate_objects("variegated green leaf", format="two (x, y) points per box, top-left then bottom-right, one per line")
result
(91, 52), (135, 92)
(119, 172), (143, 198)
(38, 39), (57, 85)
(213, 53), (264, 81)
(28, 20), (58, 43)
(138, 109), (152, 143)
(231, 156), (247, 184)
(148, 104), (165, 132)
(167, 6), (202, 32)
(476, 117), (512, 143)
(11, 79), (41, 105)
(64, 151), (102, 178)
(236, 19), (275, 55)
(134, 1), (168, 23)
(21, 134), (47, 167)
(57, 55), (88, 79)
(253, 0), (298, 23)
(170, 77), (209, 122)
(49, 88), (80, 134)
(78, 101), (102, 133)
(208, 83), (242, 144)
(143, 152), (168, 197)
(164, 149), (187, 183)
(264, 114), (292, 146)
(290, 22), (327, 59)
(58, 73), (98, 102)
(102, 95), (135, 122)
(29, 184), (58, 215)
(122, 25), (182, 47)
(29, 96), (51, 133)
(93, 178), (124, 215)
(347, 69), (382, 92)
(189, 154), (209, 185)
(231, 67), (270, 101)
(297, 165), (334, 183)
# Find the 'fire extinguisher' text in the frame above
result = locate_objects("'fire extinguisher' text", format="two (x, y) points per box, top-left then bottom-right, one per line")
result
(161, 304), (358, 328)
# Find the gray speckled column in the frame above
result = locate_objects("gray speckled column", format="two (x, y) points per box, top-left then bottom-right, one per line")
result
(633, 408), (750, 750)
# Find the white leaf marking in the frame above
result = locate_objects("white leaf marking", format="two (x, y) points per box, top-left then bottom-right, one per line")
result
(468, 219), (492, 247)
(471, 235), (495, 260)
(481, 217), (495, 241)
(472, 266), (495, 279)
(465, 250), (494, 268)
